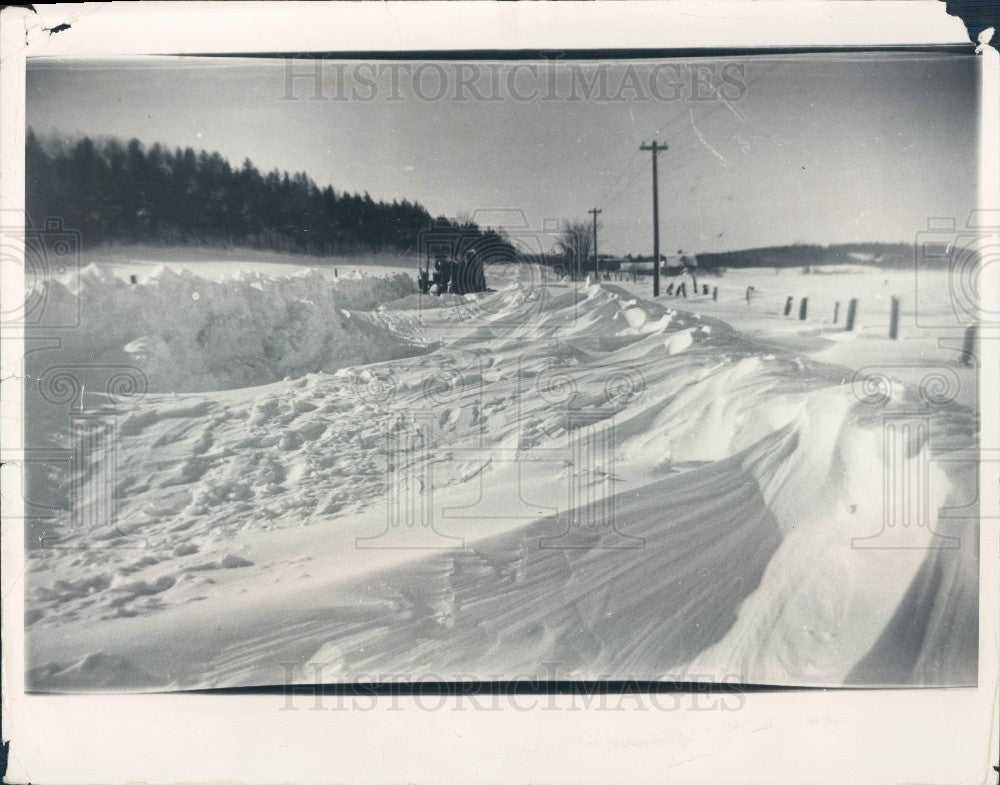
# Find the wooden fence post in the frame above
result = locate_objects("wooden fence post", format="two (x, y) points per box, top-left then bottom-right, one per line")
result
(833, 301), (840, 324)
(784, 296), (793, 316)
(960, 324), (977, 366)
(712, 286), (718, 302)
(798, 297), (808, 320)
(845, 298), (858, 331)
(889, 296), (901, 340)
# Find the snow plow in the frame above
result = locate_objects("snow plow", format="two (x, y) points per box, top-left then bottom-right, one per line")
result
(418, 249), (487, 296)
(417, 218), (515, 295)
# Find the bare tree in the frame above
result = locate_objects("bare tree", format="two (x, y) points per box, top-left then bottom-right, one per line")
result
(555, 220), (593, 280)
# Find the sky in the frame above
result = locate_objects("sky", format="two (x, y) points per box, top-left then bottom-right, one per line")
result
(26, 53), (979, 256)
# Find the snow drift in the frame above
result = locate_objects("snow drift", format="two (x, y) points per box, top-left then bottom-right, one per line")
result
(24, 266), (978, 690)
(28, 265), (422, 394)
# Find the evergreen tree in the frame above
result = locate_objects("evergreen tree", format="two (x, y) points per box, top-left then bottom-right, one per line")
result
(24, 131), (521, 261)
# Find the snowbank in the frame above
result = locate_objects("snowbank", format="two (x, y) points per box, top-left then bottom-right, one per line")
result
(28, 265), (421, 393)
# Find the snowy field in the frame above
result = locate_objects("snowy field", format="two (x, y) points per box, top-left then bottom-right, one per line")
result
(615, 265), (978, 407)
(22, 256), (978, 691)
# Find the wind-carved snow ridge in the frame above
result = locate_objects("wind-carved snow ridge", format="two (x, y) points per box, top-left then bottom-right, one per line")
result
(24, 265), (977, 691)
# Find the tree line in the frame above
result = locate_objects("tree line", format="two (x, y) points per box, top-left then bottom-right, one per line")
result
(25, 129), (507, 258)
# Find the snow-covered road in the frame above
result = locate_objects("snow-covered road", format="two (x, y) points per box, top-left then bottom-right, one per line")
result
(23, 262), (978, 690)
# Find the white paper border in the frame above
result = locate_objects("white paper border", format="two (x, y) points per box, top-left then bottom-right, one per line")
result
(1, 3), (997, 784)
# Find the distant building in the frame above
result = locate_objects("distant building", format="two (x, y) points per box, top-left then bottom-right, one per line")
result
(660, 254), (697, 275)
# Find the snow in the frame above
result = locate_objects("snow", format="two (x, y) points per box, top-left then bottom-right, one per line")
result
(35, 264), (422, 394)
(23, 259), (977, 691)
(79, 243), (417, 283)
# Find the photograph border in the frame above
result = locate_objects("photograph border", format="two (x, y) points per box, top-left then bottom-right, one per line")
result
(2, 3), (998, 784)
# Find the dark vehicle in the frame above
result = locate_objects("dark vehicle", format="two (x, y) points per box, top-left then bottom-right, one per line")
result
(418, 250), (487, 295)
(418, 218), (516, 296)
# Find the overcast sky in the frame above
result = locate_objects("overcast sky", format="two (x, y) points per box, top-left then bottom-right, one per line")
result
(27, 53), (978, 256)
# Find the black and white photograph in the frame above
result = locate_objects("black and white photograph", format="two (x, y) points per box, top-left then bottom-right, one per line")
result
(18, 48), (984, 690)
(1, 2), (998, 784)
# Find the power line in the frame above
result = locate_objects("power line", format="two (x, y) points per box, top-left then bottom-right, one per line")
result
(592, 147), (643, 210)
(595, 62), (784, 264)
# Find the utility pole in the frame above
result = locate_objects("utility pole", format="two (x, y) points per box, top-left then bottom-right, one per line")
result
(588, 208), (602, 280)
(640, 141), (667, 297)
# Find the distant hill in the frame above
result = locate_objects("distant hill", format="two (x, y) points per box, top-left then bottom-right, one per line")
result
(693, 242), (956, 270)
